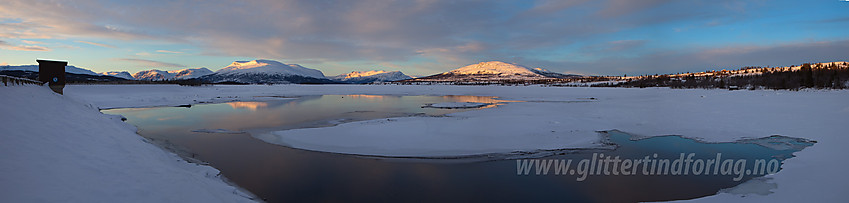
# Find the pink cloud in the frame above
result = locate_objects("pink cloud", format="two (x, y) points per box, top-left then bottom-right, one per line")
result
(75, 40), (116, 48)
(156, 50), (183, 54)
(0, 40), (51, 51)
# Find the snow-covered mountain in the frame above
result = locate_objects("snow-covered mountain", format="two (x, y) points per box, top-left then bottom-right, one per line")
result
(99, 71), (135, 80)
(330, 70), (412, 83)
(171, 68), (213, 79)
(215, 60), (325, 78)
(199, 59), (334, 84)
(528, 67), (582, 79)
(407, 61), (580, 82)
(0, 65), (99, 75)
(132, 68), (213, 80)
(447, 61), (544, 77)
(132, 70), (172, 80)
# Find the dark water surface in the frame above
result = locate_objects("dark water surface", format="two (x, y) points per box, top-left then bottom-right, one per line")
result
(103, 95), (812, 202)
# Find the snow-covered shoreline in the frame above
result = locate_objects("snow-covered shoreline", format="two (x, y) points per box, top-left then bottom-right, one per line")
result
(0, 85), (257, 202)
(32, 84), (849, 202)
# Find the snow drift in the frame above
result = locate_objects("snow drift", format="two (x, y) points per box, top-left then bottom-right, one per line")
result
(0, 84), (256, 202)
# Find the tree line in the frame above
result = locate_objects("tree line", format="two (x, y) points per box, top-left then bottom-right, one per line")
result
(597, 62), (849, 90)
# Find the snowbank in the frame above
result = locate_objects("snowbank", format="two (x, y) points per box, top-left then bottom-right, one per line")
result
(0, 85), (255, 202)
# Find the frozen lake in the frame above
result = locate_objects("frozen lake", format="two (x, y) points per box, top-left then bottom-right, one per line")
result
(102, 94), (813, 202)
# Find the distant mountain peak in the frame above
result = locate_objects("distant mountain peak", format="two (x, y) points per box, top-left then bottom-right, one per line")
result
(132, 67), (212, 80)
(171, 67), (213, 79)
(447, 61), (541, 76)
(404, 61), (580, 82)
(100, 71), (134, 80)
(330, 70), (411, 83)
(198, 59), (332, 84)
(224, 60), (285, 71)
(341, 70), (391, 79)
(216, 59), (325, 79)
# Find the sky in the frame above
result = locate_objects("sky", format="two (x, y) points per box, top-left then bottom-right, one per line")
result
(1, 0), (847, 76)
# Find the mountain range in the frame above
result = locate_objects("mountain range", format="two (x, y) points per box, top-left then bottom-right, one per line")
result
(0, 59), (580, 84)
(131, 68), (214, 80)
(330, 70), (412, 83)
(0, 64), (99, 75)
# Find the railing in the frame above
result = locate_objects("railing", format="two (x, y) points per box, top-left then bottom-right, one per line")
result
(1, 75), (45, 86)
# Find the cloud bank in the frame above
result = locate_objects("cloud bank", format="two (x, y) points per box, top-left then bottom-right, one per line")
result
(0, 0), (846, 75)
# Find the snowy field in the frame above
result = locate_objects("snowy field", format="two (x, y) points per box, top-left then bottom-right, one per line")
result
(2, 84), (847, 202)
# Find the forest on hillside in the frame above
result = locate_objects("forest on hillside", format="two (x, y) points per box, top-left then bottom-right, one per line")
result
(597, 62), (849, 90)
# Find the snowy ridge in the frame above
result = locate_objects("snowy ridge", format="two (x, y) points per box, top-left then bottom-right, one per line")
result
(330, 70), (412, 83)
(338, 70), (392, 78)
(171, 67), (213, 79)
(132, 68), (213, 80)
(0, 64), (99, 75)
(99, 71), (135, 80)
(132, 69), (172, 80)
